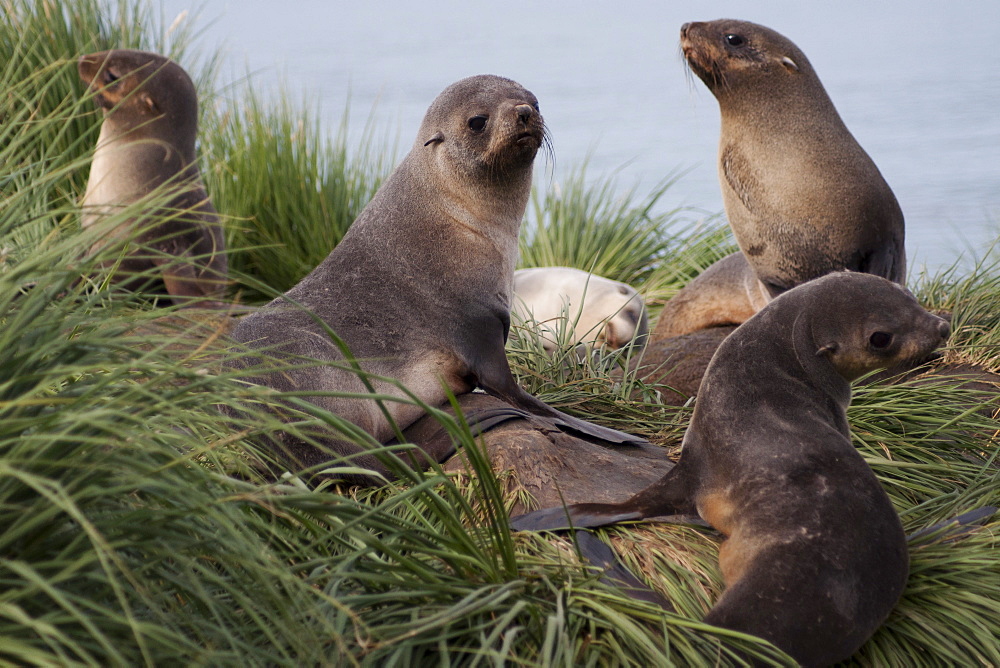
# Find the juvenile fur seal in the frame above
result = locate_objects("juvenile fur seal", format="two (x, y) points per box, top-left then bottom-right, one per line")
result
(512, 267), (648, 353)
(653, 19), (905, 340)
(79, 49), (228, 306)
(514, 272), (952, 667)
(226, 75), (650, 483)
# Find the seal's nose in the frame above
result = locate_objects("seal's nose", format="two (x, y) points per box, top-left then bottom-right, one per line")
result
(514, 104), (534, 125)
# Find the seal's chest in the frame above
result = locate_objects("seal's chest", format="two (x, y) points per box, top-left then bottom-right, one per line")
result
(83, 139), (151, 208)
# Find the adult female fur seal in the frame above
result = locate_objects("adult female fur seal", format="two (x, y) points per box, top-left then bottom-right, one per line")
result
(653, 20), (905, 340)
(79, 49), (228, 306)
(514, 272), (951, 666)
(226, 75), (650, 483)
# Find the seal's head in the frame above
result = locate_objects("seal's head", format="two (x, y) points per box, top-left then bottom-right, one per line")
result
(791, 272), (951, 382)
(78, 49), (197, 142)
(416, 75), (546, 184)
(680, 19), (816, 100)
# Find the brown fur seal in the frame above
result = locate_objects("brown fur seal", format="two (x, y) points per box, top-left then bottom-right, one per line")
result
(512, 267), (648, 353)
(79, 49), (228, 306)
(652, 19), (905, 340)
(225, 75), (651, 484)
(513, 272), (951, 667)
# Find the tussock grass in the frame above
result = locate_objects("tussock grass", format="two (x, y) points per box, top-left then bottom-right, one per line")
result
(202, 89), (394, 299)
(1, 0), (998, 665)
(0, 0), (211, 191)
(914, 255), (1000, 372)
(519, 163), (735, 307)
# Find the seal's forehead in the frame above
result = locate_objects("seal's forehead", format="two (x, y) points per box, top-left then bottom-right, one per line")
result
(83, 48), (172, 71)
(698, 19), (803, 55)
(794, 272), (914, 312)
(431, 74), (537, 109)
(79, 48), (186, 87)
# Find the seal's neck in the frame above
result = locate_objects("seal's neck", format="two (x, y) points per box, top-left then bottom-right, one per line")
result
(719, 75), (846, 141)
(700, 303), (852, 438)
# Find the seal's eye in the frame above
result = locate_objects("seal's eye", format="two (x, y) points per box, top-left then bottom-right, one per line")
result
(102, 68), (120, 85)
(468, 115), (488, 132)
(725, 33), (745, 47)
(532, 102), (540, 112)
(869, 332), (893, 349)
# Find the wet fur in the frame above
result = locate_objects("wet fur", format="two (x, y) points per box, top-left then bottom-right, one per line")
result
(513, 272), (952, 667)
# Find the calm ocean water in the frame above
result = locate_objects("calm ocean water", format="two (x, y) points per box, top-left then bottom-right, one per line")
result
(158, 0), (1000, 274)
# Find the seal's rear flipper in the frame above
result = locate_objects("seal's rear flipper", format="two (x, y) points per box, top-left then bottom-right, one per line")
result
(908, 506), (997, 542)
(573, 531), (674, 611)
(511, 503), (643, 531)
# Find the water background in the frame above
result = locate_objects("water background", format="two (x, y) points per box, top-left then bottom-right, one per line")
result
(157, 0), (1000, 275)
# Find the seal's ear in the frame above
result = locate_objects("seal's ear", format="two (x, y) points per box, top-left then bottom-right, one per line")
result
(816, 342), (838, 357)
(423, 131), (444, 147)
(780, 56), (799, 72)
(141, 92), (160, 114)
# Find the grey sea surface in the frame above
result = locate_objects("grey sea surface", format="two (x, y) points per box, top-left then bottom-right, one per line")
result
(158, 0), (1000, 275)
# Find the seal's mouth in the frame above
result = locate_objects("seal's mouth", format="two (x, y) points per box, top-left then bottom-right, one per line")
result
(680, 42), (705, 73)
(91, 92), (113, 110)
(516, 130), (542, 146)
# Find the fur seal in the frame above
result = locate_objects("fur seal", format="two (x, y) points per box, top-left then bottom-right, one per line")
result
(79, 49), (228, 306)
(652, 19), (905, 340)
(513, 272), (951, 667)
(226, 75), (651, 483)
(512, 266), (648, 353)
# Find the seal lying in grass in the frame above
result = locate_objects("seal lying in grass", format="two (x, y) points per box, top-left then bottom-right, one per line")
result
(513, 272), (951, 667)
(512, 267), (648, 354)
(225, 75), (652, 484)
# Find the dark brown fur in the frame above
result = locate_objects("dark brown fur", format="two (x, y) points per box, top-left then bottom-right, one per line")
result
(224, 75), (651, 484)
(513, 272), (951, 667)
(627, 325), (736, 404)
(653, 20), (905, 340)
(79, 49), (228, 306)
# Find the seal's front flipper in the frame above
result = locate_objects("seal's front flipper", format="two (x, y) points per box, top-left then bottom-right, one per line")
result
(573, 532), (674, 611)
(510, 502), (642, 531)
(549, 407), (662, 456)
(465, 308), (652, 450)
(395, 402), (533, 465)
(461, 404), (534, 436)
(513, 388), (656, 448)
(498, 383), (658, 454)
